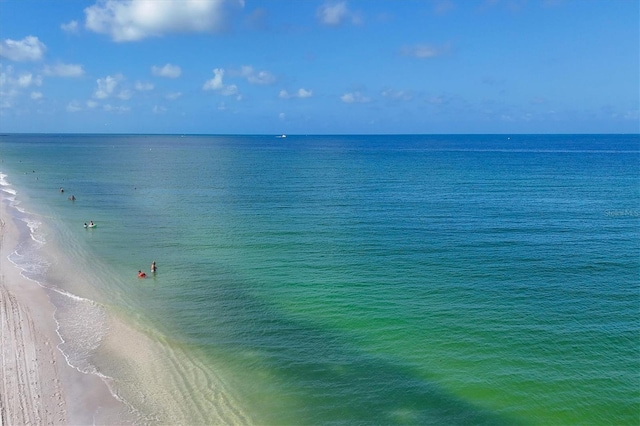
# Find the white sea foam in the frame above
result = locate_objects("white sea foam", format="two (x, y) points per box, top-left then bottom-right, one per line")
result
(8, 247), (51, 278)
(52, 290), (107, 374)
(0, 173), (17, 200)
(6, 230), (106, 377)
(1, 187), (17, 195)
(0, 173), (25, 216)
(49, 286), (96, 303)
(8, 236), (106, 373)
(20, 217), (46, 244)
(1, 189), (121, 409)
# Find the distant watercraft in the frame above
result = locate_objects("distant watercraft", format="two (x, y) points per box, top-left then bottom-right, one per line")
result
(277, 134), (287, 138)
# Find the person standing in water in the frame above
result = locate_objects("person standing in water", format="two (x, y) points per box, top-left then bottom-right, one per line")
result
(151, 261), (157, 273)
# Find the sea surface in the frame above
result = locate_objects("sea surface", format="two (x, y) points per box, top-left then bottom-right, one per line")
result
(0, 134), (638, 425)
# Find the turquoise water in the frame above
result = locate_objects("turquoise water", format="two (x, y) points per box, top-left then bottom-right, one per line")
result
(1, 134), (638, 425)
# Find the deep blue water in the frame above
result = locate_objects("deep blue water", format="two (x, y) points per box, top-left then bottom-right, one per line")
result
(1, 134), (638, 425)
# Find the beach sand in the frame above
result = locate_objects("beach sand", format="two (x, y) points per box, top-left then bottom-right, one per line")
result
(0, 203), (130, 425)
(0, 195), (251, 425)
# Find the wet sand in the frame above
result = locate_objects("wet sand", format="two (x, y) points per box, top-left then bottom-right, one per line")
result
(0, 204), (129, 425)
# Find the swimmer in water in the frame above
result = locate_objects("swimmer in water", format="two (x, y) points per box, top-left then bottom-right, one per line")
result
(151, 261), (157, 273)
(138, 270), (147, 278)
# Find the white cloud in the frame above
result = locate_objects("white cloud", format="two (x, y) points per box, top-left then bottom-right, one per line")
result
(296, 88), (313, 98)
(381, 89), (413, 101)
(43, 63), (85, 77)
(118, 89), (133, 100)
(203, 68), (239, 97)
(317, 1), (360, 26)
(250, 71), (274, 84)
(61, 20), (80, 34)
(166, 92), (182, 100)
(203, 68), (225, 90)
(279, 112), (286, 120)
(0, 66), (41, 103)
(152, 63), (181, 78)
(153, 105), (166, 114)
(428, 95), (448, 105)
(340, 91), (371, 104)
(17, 73), (42, 88)
(103, 104), (131, 113)
(279, 88), (313, 99)
(0, 36), (46, 61)
(67, 100), (83, 112)
(84, 0), (245, 42)
(221, 84), (238, 96)
(94, 74), (123, 99)
(135, 81), (154, 91)
(67, 99), (99, 112)
(31, 91), (43, 100)
(400, 42), (450, 58)
(237, 65), (275, 85)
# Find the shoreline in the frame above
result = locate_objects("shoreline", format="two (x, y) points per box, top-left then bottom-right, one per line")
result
(0, 197), (130, 425)
(0, 173), (251, 425)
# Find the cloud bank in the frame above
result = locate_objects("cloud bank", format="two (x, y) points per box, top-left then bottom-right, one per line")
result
(237, 66), (275, 85)
(279, 88), (313, 99)
(43, 63), (85, 77)
(317, 1), (360, 26)
(84, 0), (245, 42)
(152, 63), (182, 78)
(341, 91), (371, 103)
(0, 36), (46, 61)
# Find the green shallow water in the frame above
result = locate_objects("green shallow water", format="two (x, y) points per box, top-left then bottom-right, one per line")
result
(1, 134), (638, 425)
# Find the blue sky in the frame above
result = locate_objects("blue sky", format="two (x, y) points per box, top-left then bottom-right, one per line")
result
(0, 0), (638, 134)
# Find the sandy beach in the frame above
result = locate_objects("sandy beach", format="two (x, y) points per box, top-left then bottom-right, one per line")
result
(0, 203), (129, 425)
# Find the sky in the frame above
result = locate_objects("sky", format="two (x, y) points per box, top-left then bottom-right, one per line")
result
(0, 0), (638, 134)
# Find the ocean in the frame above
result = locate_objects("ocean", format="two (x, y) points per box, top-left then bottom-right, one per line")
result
(0, 134), (638, 425)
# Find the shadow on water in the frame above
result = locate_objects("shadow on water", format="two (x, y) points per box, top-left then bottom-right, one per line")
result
(168, 271), (523, 426)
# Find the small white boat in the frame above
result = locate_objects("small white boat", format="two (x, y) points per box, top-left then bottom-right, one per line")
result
(277, 134), (287, 138)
